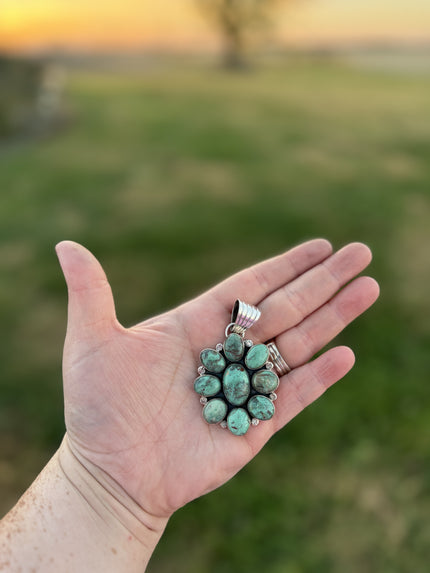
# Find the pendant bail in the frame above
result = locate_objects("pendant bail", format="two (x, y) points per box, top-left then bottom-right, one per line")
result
(225, 299), (261, 337)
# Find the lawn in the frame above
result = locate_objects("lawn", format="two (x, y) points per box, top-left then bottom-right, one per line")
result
(1, 56), (430, 572)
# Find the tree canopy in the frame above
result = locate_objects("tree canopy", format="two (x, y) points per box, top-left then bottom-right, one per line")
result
(199, 0), (282, 68)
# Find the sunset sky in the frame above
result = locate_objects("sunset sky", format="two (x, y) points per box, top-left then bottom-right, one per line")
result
(1, 0), (429, 53)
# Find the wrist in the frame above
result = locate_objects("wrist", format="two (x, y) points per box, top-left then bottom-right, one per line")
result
(58, 434), (169, 568)
(0, 435), (169, 572)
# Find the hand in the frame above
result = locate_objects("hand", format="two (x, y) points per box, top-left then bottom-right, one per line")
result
(57, 239), (379, 520)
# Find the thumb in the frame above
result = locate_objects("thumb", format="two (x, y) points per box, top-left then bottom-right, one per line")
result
(56, 241), (118, 339)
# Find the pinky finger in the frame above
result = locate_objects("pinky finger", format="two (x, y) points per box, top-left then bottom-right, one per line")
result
(273, 346), (355, 433)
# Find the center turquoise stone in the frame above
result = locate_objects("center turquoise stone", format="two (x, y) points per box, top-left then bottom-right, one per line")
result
(223, 364), (250, 406)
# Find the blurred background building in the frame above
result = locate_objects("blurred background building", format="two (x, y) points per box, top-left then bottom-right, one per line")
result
(0, 1), (430, 572)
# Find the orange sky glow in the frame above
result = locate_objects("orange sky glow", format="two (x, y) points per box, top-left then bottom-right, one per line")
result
(1, 0), (429, 53)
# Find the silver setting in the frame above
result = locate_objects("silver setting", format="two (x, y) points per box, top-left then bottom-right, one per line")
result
(269, 392), (278, 401)
(216, 343), (223, 352)
(200, 396), (208, 405)
(251, 418), (260, 426)
(266, 341), (291, 377)
(265, 361), (274, 370)
(197, 366), (206, 376)
(220, 420), (228, 429)
(245, 339), (253, 347)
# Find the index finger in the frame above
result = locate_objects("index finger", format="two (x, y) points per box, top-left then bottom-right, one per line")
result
(209, 238), (333, 312)
(182, 239), (333, 349)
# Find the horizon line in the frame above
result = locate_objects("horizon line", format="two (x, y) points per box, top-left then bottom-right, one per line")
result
(2, 37), (430, 58)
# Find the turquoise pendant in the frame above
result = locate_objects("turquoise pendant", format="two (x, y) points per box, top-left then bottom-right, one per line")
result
(194, 300), (279, 436)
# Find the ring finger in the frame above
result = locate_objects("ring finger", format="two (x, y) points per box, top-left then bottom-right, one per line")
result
(251, 242), (373, 344)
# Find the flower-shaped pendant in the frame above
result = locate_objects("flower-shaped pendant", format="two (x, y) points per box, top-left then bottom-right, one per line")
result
(194, 300), (279, 436)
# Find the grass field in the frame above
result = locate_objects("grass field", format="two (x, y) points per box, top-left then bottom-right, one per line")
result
(1, 56), (430, 571)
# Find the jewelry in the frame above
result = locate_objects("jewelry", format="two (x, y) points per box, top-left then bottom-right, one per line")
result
(194, 299), (279, 436)
(266, 341), (291, 377)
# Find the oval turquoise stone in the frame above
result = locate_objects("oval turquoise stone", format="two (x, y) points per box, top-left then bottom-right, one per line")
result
(251, 370), (279, 394)
(227, 408), (251, 436)
(200, 349), (226, 373)
(247, 395), (275, 420)
(245, 344), (269, 370)
(203, 399), (228, 424)
(223, 364), (250, 406)
(194, 375), (221, 397)
(223, 333), (244, 362)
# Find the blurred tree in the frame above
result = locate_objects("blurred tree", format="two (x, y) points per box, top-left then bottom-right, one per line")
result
(0, 56), (43, 138)
(198, 0), (284, 68)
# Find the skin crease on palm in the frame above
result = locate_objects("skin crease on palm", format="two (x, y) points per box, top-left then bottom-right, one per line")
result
(57, 238), (380, 521)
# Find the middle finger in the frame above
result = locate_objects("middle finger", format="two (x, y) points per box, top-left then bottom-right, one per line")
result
(251, 242), (372, 343)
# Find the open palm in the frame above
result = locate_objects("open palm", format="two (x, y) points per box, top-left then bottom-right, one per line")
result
(57, 239), (379, 519)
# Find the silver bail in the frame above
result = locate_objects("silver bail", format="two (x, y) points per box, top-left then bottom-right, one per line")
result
(227, 299), (261, 336)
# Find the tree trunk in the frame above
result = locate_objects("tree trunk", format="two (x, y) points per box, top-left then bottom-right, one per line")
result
(219, 1), (247, 69)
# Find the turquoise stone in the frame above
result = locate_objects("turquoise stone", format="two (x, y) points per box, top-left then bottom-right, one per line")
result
(223, 333), (244, 362)
(223, 364), (250, 406)
(245, 344), (269, 370)
(194, 375), (221, 397)
(247, 395), (275, 420)
(251, 370), (279, 394)
(203, 399), (228, 424)
(227, 408), (251, 436)
(200, 349), (226, 373)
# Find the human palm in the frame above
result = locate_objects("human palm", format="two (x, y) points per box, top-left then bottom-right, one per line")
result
(57, 239), (379, 519)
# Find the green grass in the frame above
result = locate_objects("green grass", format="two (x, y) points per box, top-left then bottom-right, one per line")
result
(1, 58), (430, 571)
